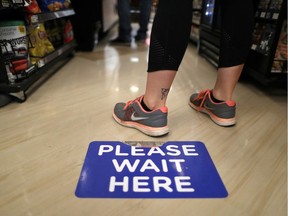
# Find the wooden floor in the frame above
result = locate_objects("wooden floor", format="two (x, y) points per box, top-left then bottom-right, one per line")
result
(0, 27), (287, 216)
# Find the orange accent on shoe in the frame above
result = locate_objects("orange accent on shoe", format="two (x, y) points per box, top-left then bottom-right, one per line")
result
(226, 100), (236, 106)
(160, 106), (168, 113)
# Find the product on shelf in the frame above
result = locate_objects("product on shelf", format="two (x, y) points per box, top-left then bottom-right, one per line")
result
(63, 19), (73, 43)
(271, 60), (285, 73)
(274, 20), (287, 60)
(24, 0), (42, 13)
(256, 0), (270, 18)
(45, 19), (64, 48)
(36, 0), (70, 12)
(0, 20), (31, 84)
(251, 23), (266, 50)
(258, 23), (276, 55)
(192, 0), (202, 9)
(266, 0), (283, 19)
(28, 23), (55, 65)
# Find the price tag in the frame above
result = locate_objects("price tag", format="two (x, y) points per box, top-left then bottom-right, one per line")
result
(272, 13), (279, 20)
(260, 12), (266, 18)
(30, 15), (38, 23)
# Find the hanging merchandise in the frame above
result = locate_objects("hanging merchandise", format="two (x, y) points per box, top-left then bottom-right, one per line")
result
(0, 20), (31, 84)
(28, 23), (55, 65)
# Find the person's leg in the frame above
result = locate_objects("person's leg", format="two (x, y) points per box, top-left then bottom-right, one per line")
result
(143, 0), (192, 109)
(115, 0), (132, 41)
(143, 70), (176, 110)
(136, 0), (153, 40)
(212, 65), (243, 101)
(113, 0), (192, 136)
(190, 0), (255, 126)
(212, 0), (255, 101)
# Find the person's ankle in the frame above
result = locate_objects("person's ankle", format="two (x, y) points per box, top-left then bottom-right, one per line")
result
(142, 96), (165, 111)
(211, 89), (231, 102)
(141, 97), (152, 112)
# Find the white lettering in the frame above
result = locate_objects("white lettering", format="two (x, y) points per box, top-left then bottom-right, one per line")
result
(174, 176), (195, 192)
(166, 145), (181, 156)
(169, 159), (185, 172)
(161, 159), (168, 172)
(98, 145), (113, 155)
(115, 145), (129, 156)
(109, 176), (129, 192)
(112, 159), (140, 172)
(131, 146), (145, 156)
(133, 176), (150, 192)
(182, 145), (199, 156)
(140, 159), (160, 172)
(147, 147), (165, 156)
(153, 176), (173, 192)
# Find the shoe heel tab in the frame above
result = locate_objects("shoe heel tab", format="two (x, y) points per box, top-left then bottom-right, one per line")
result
(226, 100), (236, 106)
(160, 106), (168, 113)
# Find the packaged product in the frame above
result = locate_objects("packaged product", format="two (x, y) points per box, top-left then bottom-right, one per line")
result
(37, 0), (65, 12)
(45, 19), (64, 48)
(24, 0), (42, 13)
(63, 0), (71, 9)
(28, 23), (55, 65)
(64, 19), (73, 43)
(0, 20), (30, 83)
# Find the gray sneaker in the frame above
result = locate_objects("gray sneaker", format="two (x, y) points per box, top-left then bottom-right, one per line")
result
(189, 90), (236, 126)
(113, 96), (169, 136)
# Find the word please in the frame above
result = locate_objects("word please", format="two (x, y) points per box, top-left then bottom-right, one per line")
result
(98, 144), (199, 157)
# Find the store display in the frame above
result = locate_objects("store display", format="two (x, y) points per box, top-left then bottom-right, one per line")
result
(251, 23), (276, 56)
(198, 0), (287, 84)
(256, 0), (270, 18)
(0, 20), (31, 84)
(274, 20), (287, 60)
(266, 0), (283, 19)
(0, 0), (76, 104)
(272, 19), (287, 73)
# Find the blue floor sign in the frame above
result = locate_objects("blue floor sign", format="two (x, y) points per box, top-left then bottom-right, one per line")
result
(75, 141), (228, 198)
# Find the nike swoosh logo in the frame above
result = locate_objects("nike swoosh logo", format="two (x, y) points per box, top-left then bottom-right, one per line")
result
(131, 112), (149, 121)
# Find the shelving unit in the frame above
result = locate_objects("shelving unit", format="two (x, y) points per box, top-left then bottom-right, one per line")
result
(198, 0), (287, 85)
(244, 0), (287, 85)
(0, 1), (76, 106)
(190, 0), (202, 45)
(198, 0), (221, 67)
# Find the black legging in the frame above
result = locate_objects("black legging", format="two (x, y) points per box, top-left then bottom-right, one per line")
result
(147, 0), (255, 72)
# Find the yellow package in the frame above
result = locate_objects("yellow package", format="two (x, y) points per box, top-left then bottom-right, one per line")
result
(28, 23), (55, 64)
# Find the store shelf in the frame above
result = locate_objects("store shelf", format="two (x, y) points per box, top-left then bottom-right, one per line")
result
(28, 9), (75, 24)
(0, 40), (76, 100)
(0, 0), (25, 9)
(0, 1), (76, 106)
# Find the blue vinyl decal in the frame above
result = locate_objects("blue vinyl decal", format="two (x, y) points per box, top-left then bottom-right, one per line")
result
(75, 141), (228, 198)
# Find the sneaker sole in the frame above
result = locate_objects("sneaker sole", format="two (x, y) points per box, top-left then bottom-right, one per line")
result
(112, 113), (169, 137)
(189, 102), (236, 127)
